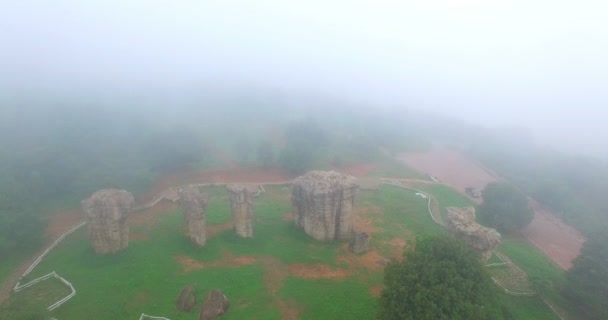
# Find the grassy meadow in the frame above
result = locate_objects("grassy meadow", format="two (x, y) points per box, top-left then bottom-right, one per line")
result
(6, 174), (565, 320)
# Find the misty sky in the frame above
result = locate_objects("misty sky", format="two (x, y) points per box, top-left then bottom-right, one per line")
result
(1, 1), (607, 155)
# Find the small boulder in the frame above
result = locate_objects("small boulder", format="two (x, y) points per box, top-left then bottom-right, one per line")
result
(176, 285), (196, 312)
(349, 231), (370, 254)
(199, 290), (229, 320)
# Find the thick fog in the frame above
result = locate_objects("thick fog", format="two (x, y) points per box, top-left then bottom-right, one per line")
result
(1, 1), (607, 156)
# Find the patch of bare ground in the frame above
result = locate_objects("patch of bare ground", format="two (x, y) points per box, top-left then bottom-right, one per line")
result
(175, 253), (257, 274)
(337, 163), (377, 177)
(353, 206), (382, 235)
(288, 264), (350, 280)
(337, 244), (386, 272)
(398, 149), (501, 197)
(369, 285), (383, 297)
(386, 238), (407, 259)
(138, 167), (294, 205)
(45, 209), (83, 240)
(259, 257), (302, 320)
(128, 201), (177, 241)
(127, 291), (151, 309)
(282, 213), (293, 222)
(208, 221), (234, 238)
(523, 201), (585, 270)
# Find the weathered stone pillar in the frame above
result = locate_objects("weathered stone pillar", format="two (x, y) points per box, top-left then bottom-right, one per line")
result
(291, 171), (359, 241)
(178, 186), (208, 246)
(226, 184), (257, 238)
(446, 206), (501, 261)
(81, 189), (135, 254)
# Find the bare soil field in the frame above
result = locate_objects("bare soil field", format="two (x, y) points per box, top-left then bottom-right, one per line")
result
(398, 149), (585, 270)
(398, 149), (500, 200)
(523, 201), (585, 270)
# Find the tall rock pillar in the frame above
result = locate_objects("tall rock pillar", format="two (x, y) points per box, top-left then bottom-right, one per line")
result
(226, 184), (256, 238)
(178, 186), (208, 246)
(291, 171), (359, 241)
(81, 189), (135, 254)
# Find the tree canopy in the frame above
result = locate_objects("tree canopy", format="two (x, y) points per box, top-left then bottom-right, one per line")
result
(477, 182), (534, 233)
(378, 236), (504, 320)
(564, 231), (608, 320)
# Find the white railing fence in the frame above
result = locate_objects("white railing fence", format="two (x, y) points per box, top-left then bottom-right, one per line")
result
(139, 313), (171, 320)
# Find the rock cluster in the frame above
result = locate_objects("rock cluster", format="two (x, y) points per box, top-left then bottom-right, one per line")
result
(81, 189), (135, 254)
(199, 290), (230, 320)
(176, 285), (196, 312)
(178, 186), (208, 246)
(226, 184), (257, 238)
(446, 206), (501, 261)
(291, 171), (359, 241)
(349, 231), (370, 254)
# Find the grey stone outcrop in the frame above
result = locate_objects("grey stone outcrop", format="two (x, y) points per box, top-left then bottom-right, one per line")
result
(291, 171), (359, 241)
(446, 206), (501, 261)
(81, 189), (135, 254)
(178, 186), (208, 246)
(226, 184), (257, 238)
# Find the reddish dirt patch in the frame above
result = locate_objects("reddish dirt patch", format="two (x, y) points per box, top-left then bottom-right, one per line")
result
(234, 256), (256, 265)
(208, 221), (234, 238)
(337, 244), (386, 271)
(399, 149), (585, 270)
(138, 167), (293, 205)
(175, 254), (257, 273)
(398, 149), (501, 201)
(45, 209), (83, 240)
(129, 201), (177, 241)
(127, 291), (151, 309)
(276, 300), (302, 320)
(259, 257), (302, 320)
(353, 206), (382, 235)
(369, 285), (383, 297)
(129, 201), (176, 228)
(288, 264), (350, 280)
(338, 163), (377, 177)
(522, 201), (585, 270)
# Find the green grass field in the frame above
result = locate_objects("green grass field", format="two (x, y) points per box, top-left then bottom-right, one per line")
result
(12, 186), (411, 319)
(4, 180), (566, 320)
(411, 183), (475, 221)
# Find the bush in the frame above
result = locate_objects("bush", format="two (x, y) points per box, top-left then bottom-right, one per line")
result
(378, 236), (503, 320)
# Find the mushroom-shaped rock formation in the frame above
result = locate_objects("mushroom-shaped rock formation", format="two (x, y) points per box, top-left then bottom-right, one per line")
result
(81, 189), (135, 254)
(291, 171), (359, 241)
(178, 186), (208, 246)
(226, 184), (257, 238)
(349, 231), (370, 254)
(176, 285), (196, 312)
(199, 290), (229, 320)
(446, 206), (501, 261)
